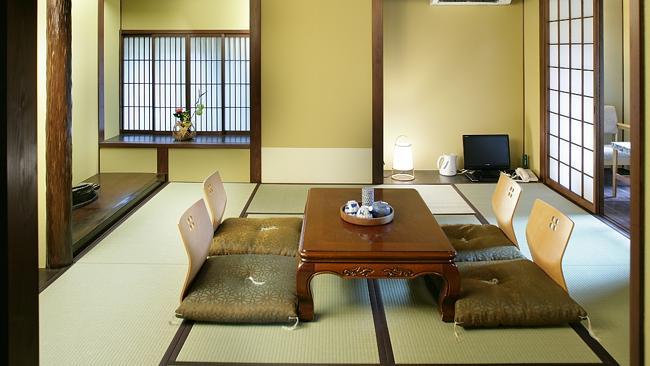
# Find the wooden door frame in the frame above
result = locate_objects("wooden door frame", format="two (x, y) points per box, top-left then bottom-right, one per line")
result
(250, 0), (261, 183)
(3, 0), (40, 363)
(539, 0), (645, 364)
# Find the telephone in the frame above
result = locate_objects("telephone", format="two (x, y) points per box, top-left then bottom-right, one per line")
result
(513, 168), (538, 183)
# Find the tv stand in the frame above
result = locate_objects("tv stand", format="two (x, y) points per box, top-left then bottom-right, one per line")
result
(464, 170), (507, 183)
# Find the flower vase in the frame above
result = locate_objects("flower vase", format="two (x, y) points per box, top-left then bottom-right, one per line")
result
(172, 121), (196, 141)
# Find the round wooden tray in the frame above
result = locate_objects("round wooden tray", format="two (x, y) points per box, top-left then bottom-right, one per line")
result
(340, 205), (394, 226)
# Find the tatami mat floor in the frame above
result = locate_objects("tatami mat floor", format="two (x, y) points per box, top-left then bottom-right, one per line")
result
(39, 182), (629, 365)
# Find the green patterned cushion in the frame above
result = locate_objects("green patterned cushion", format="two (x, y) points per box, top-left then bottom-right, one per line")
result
(210, 217), (303, 257)
(442, 224), (521, 262)
(455, 259), (587, 328)
(176, 254), (298, 323)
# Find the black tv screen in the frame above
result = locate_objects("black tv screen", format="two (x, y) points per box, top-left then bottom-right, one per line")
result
(463, 135), (511, 170)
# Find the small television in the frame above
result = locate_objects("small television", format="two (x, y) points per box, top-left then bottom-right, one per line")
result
(462, 134), (511, 171)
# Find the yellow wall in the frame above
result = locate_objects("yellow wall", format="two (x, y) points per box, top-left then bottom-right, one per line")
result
(383, 0), (524, 170)
(261, 0), (372, 182)
(603, 0), (624, 127)
(524, 0), (540, 174)
(99, 148), (157, 173)
(104, 0), (121, 140)
(121, 0), (248, 30)
(37, 0), (46, 268)
(169, 149), (250, 182)
(622, 0), (630, 125)
(72, 0), (100, 185)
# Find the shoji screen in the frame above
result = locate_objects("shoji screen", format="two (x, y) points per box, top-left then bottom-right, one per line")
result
(545, 0), (600, 211)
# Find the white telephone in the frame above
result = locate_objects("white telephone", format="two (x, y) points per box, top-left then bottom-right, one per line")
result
(513, 168), (538, 183)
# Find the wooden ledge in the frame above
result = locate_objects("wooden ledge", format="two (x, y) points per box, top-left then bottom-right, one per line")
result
(100, 134), (250, 149)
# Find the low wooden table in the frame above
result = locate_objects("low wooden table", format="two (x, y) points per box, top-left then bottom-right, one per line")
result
(297, 188), (460, 322)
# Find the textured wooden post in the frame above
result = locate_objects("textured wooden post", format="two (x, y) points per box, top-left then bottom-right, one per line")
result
(46, 0), (73, 268)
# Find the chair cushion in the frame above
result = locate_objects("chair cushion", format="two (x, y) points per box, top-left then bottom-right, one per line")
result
(210, 217), (303, 257)
(176, 254), (297, 323)
(455, 259), (587, 328)
(441, 224), (521, 262)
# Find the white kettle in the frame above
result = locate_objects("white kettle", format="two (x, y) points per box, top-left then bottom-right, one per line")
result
(437, 154), (458, 176)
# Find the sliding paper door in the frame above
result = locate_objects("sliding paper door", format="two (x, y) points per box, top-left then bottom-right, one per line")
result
(543, 0), (601, 212)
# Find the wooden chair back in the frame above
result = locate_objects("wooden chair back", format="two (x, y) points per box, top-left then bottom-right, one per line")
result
(177, 199), (213, 301)
(491, 173), (523, 247)
(203, 171), (227, 231)
(525, 199), (575, 292)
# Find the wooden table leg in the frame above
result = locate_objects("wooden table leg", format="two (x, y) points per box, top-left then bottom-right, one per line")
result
(437, 263), (460, 322)
(297, 261), (315, 321)
(612, 148), (618, 198)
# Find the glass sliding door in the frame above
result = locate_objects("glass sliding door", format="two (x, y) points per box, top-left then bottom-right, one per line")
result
(543, 0), (601, 212)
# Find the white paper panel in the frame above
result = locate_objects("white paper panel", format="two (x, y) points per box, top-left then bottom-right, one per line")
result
(571, 70), (582, 94)
(550, 90), (559, 113)
(550, 0), (559, 20)
(571, 95), (582, 119)
(550, 158), (559, 181)
(560, 45), (570, 67)
(584, 0), (593, 16)
(560, 116), (570, 140)
(571, 45), (582, 69)
(571, 144), (582, 170)
(550, 21), (559, 44)
(560, 92), (570, 116)
(560, 140), (570, 164)
(550, 45), (559, 67)
(550, 67), (559, 90)
(583, 17), (594, 43)
(571, 19), (582, 43)
(583, 97), (594, 123)
(584, 175), (594, 202)
(583, 123), (594, 149)
(560, 163), (570, 188)
(550, 136), (559, 159)
(571, 0), (582, 18)
(559, 0), (570, 19)
(583, 148), (594, 176)
(583, 44), (594, 70)
(583, 71), (594, 96)
(560, 20), (570, 43)
(571, 118), (583, 143)
(571, 169), (583, 195)
(550, 113), (560, 136)
(560, 68), (570, 92)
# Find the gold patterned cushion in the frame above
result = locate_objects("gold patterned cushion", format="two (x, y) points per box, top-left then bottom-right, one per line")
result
(455, 259), (587, 328)
(210, 217), (303, 257)
(442, 224), (520, 262)
(176, 254), (298, 323)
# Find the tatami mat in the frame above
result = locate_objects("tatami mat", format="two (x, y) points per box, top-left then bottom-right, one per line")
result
(379, 278), (601, 364)
(434, 214), (481, 225)
(177, 275), (379, 364)
(78, 183), (256, 265)
(40, 263), (185, 366)
(247, 184), (360, 214)
(380, 185), (475, 214)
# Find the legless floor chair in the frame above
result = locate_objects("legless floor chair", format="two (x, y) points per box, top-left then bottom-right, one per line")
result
(442, 173), (524, 262)
(454, 199), (588, 328)
(175, 199), (298, 323)
(203, 171), (303, 257)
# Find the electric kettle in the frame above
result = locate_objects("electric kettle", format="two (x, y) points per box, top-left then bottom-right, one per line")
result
(437, 154), (458, 176)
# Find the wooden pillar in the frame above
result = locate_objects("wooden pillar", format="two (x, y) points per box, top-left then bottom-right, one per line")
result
(46, 0), (73, 268)
(372, 0), (384, 184)
(250, 0), (262, 183)
(4, 0), (40, 363)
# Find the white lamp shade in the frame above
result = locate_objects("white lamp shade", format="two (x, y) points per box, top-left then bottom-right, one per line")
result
(393, 141), (413, 171)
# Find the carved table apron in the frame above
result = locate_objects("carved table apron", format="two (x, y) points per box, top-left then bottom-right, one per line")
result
(297, 188), (460, 322)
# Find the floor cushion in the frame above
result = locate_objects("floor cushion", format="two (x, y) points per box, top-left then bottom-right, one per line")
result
(210, 217), (303, 257)
(442, 224), (521, 262)
(455, 259), (587, 328)
(176, 254), (298, 323)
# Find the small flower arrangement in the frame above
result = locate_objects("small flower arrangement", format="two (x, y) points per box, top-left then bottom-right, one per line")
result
(172, 91), (206, 141)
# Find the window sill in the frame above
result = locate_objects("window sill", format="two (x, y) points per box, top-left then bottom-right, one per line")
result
(100, 134), (250, 149)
